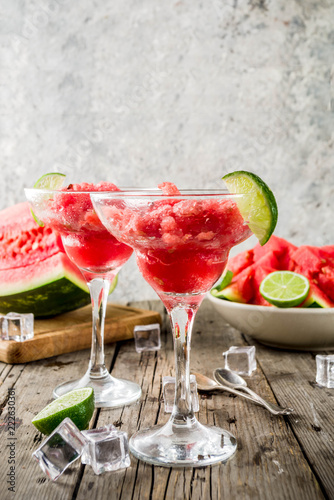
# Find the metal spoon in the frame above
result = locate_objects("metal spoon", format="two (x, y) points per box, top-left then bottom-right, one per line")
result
(192, 372), (292, 416)
(213, 368), (293, 416)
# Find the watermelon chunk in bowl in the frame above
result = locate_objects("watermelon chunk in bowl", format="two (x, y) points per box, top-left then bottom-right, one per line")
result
(0, 202), (91, 317)
(208, 235), (334, 349)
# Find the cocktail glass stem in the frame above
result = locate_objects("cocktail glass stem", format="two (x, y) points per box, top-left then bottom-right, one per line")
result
(168, 304), (197, 426)
(129, 294), (237, 467)
(53, 270), (142, 408)
(87, 276), (111, 379)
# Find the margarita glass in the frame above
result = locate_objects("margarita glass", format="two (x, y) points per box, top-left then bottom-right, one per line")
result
(92, 185), (253, 467)
(25, 184), (141, 408)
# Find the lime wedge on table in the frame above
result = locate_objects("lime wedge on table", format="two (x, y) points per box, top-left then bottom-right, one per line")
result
(31, 172), (66, 227)
(259, 271), (310, 308)
(32, 387), (94, 435)
(223, 171), (278, 246)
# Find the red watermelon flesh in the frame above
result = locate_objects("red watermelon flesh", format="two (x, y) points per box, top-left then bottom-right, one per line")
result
(0, 202), (64, 269)
(320, 245), (334, 255)
(316, 266), (334, 302)
(226, 249), (254, 276)
(319, 246), (334, 268)
(218, 265), (254, 303)
(290, 246), (327, 278)
(252, 265), (277, 306)
(255, 251), (280, 270)
(0, 202), (90, 317)
(253, 235), (297, 270)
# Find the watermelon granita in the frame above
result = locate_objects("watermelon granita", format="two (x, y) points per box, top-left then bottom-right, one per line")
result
(0, 202), (90, 317)
(94, 182), (252, 297)
(43, 182), (133, 274)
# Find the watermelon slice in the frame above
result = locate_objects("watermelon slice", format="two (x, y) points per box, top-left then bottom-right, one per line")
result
(255, 251), (280, 270)
(253, 235), (297, 270)
(0, 253), (91, 316)
(301, 282), (334, 308)
(252, 265), (277, 306)
(226, 249), (254, 277)
(289, 246), (326, 278)
(0, 202), (64, 269)
(316, 266), (334, 302)
(218, 265), (254, 303)
(0, 202), (91, 317)
(212, 234), (334, 308)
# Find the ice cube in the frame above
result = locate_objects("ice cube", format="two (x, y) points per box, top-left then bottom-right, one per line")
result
(0, 312), (34, 342)
(134, 323), (161, 353)
(81, 424), (130, 474)
(316, 354), (334, 388)
(223, 346), (257, 376)
(32, 417), (86, 481)
(162, 374), (199, 413)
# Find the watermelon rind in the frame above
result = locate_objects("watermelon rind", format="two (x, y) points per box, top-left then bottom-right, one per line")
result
(0, 278), (91, 318)
(301, 284), (334, 309)
(0, 253), (118, 317)
(0, 253), (89, 317)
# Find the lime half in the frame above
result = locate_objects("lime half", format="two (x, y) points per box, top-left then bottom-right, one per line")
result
(223, 171), (278, 246)
(32, 387), (94, 435)
(31, 172), (66, 226)
(260, 271), (310, 308)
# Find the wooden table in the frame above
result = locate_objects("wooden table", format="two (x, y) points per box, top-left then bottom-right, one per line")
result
(0, 299), (333, 500)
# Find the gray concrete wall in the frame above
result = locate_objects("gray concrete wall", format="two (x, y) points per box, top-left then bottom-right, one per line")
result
(1, 0), (333, 303)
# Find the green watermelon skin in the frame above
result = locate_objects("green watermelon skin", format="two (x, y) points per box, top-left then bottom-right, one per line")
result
(0, 278), (90, 317)
(0, 202), (91, 317)
(301, 283), (334, 308)
(0, 251), (91, 317)
(219, 265), (254, 303)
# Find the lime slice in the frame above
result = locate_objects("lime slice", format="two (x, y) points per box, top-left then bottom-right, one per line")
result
(211, 270), (233, 297)
(33, 172), (66, 190)
(259, 271), (310, 308)
(32, 387), (94, 435)
(31, 172), (66, 227)
(223, 170), (278, 246)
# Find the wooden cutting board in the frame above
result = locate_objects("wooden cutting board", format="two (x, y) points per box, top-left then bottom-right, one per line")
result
(0, 303), (161, 364)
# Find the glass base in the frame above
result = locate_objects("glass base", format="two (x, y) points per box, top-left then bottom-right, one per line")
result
(53, 371), (142, 408)
(129, 418), (237, 467)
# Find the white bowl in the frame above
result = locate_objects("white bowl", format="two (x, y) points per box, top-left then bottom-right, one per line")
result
(207, 293), (334, 351)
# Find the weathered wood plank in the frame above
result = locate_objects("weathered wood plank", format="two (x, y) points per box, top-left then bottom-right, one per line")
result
(244, 336), (334, 499)
(0, 299), (330, 500)
(75, 308), (171, 500)
(76, 299), (324, 500)
(0, 344), (115, 500)
(189, 300), (324, 500)
(0, 303), (161, 364)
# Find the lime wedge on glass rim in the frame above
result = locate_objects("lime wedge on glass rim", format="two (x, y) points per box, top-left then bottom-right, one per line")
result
(32, 387), (94, 435)
(31, 172), (66, 227)
(259, 271), (310, 308)
(222, 170), (278, 246)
